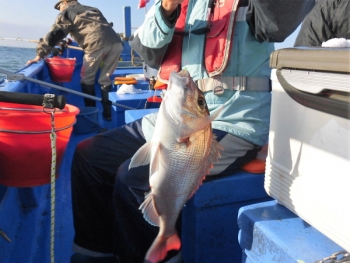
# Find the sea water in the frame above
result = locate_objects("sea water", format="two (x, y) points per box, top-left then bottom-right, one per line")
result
(0, 46), (36, 79)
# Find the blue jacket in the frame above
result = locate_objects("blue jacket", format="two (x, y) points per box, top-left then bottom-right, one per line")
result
(130, 0), (314, 146)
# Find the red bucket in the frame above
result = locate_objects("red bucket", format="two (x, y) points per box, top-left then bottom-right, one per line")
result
(0, 102), (79, 187)
(45, 57), (76, 82)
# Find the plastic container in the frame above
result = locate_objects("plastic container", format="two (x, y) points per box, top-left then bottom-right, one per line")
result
(0, 102), (79, 187)
(73, 107), (100, 134)
(45, 57), (76, 82)
(266, 48), (350, 251)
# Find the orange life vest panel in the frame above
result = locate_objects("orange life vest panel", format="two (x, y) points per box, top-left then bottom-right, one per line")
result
(158, 0), (239, 81)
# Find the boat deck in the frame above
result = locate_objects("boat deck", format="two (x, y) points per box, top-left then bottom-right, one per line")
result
(0, 61), (145, 262)
(0, 132), (87, 262)
(2, 45), (348, 263)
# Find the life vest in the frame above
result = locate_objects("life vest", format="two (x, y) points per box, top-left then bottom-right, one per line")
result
(158, 0), (240, 82)
(114, 77), (138, 85)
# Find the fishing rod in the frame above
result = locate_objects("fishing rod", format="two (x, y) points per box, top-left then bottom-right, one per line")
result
(0, 37), (83, 51)
(0, 68), (136, 110)
(0, 91), (66, 109)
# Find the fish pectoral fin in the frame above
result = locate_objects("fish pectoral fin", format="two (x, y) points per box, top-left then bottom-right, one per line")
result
(210, 104), (224, 120)
(129, 142), (154, 169)
(181, 116), (213, 137)
(181, 105), (224, 137)
(150, 142), (161, 176)
(139, 191), (160, 226)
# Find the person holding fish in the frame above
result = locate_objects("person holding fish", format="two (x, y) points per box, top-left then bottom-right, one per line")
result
(70, 0), (314, 263)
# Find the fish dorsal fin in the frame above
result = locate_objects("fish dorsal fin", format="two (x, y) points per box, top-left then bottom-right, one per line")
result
(139, 191), (160, 226)
(129, 142), (153, 169)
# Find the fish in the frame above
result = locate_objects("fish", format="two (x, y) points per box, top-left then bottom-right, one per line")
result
(129, 70), (223, 263)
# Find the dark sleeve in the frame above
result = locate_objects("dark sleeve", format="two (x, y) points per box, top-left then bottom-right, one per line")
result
(36, 11), (71, 58)
(294, 0), (350, 47)
(129, 34), (168, 69)
(160, 3), (180, 26)
(46, 27), (66, 47)
(128, 4), (181, 69)
(246, 0), (315, 43)
(36, 26), (67, 58)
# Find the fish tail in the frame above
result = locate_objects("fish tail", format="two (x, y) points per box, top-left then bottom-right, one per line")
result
(144, 232), (181, 263)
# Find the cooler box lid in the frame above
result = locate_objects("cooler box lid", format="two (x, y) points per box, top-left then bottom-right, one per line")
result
(270, 47), (350, 119)
(270, 47), (350, 73)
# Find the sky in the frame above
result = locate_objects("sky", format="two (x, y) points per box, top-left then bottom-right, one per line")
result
(0, 0), (298, 49)
(0, 0), (149, 48)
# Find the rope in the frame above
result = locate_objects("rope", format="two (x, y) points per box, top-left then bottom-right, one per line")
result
(0, 123), (74, 134)
(130, 48), (143, 67)
(48, 110), (57, 263)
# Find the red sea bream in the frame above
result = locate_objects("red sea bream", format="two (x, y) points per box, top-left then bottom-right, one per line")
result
(129, 70), (223, 263)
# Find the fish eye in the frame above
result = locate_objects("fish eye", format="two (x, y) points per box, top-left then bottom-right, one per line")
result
(198, 98), (206, 109)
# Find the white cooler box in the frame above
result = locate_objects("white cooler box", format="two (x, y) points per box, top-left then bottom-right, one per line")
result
(266, 47), (350, 251)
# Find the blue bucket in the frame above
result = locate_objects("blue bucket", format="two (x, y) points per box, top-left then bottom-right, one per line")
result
(73, 107), (100, 134)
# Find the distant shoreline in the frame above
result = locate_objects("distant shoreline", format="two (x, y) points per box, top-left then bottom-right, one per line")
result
(0, 45), (35, 50)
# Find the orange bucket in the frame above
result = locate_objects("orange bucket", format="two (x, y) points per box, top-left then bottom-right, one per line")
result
(45, 57), (76, 82)
(0, 102), (79, 187)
